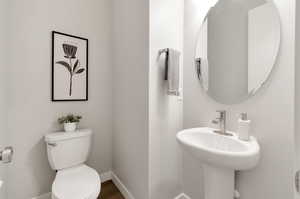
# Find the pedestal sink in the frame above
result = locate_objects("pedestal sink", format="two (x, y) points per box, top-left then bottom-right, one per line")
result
(177, 127), (260, 199)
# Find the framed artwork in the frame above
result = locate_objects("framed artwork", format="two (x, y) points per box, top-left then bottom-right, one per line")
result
(52, 31), (88, 101)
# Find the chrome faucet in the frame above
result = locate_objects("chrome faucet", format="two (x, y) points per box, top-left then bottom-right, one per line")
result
(212, 110), (232, 136)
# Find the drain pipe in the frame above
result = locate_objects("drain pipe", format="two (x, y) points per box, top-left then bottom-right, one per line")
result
(234, 190), (240, 198)
(234, 171), (240, 198)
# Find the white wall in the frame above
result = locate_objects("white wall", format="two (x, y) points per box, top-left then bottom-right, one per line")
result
(295, 0), (300, 198)
(183, 0), (295, 199)
(149, 0), (184, 198)
(0, 0), (8, 198)
(112, 0), (150, 198)
(6, 0), (113, 198)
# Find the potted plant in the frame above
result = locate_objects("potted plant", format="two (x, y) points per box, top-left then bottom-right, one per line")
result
(58, 114), (82, 132)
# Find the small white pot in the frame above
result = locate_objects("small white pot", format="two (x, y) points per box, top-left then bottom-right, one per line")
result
(63, 122), (77, 132)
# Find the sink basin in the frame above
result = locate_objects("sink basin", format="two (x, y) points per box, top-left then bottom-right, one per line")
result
(177, 127), (260, 199)
(176, 127), (260, 170)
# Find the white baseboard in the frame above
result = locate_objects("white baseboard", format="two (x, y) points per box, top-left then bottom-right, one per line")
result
(111, 171), (135, 199)
(174, 193), (191, 199)
(100, 171), (112, 182)
(32, 171), (187, 199)
(31, 192), (51, 199)
(110, 173), (190, 199)
(32, 190), (190, 199)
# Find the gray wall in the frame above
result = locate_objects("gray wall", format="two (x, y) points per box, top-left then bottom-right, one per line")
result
(149, 0), (184, 198)
(295, 0), (300, 198)
(6, 0), (113, 198)
(112, 0), (150, 198)
(183, 0), (295, 198)
(0, 0), (8, 198)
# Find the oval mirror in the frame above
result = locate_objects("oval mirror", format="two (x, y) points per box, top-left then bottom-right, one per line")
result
(195, 0), (281, 104)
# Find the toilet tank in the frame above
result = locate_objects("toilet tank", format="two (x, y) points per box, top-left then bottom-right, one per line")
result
(44, 129), (92, 170)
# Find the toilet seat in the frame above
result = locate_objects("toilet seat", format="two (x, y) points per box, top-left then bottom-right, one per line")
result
(52, 164), (101, 199)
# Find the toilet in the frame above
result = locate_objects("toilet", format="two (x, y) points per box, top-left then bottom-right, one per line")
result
(45, 129), (101, 199)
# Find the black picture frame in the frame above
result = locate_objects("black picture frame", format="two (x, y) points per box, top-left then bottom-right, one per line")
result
(52, 31), (88, 102)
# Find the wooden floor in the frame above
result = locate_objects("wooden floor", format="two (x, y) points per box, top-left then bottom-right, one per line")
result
(99, 180), (125, 199)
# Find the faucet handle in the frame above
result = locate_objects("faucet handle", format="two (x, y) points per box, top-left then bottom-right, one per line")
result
(211, 119), (219, 124)
(216, 110), (226, 118)
(212, 110), (226, 124)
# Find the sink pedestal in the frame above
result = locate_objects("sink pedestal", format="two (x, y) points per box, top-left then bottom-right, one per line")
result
(203, 164), (234, 199)
(177, 128), (260, 199)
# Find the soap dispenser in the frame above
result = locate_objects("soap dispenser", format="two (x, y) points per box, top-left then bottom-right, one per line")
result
(237, 113), (251, 141)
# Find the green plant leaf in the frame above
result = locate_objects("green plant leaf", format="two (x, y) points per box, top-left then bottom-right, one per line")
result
(73, 59), (79, 72)
(57, 114), (82, 124)
(56, 61), (72, 73)
(75, 68), (85, 74)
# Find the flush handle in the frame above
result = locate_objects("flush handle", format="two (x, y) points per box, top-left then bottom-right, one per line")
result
(296, 170), (300, 193)
(0, 146), (14, 164)
(47, 143), (57, 147)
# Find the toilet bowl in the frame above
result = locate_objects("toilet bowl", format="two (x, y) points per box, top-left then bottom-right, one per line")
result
(52, 164), (101, 199)
(44, 129), (101, 199)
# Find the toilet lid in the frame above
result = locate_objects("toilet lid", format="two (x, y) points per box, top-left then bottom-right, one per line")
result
(52, 164), (101, 199)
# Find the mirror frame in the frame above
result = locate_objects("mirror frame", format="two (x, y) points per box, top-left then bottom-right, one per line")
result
(194, 0), (281, 104)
